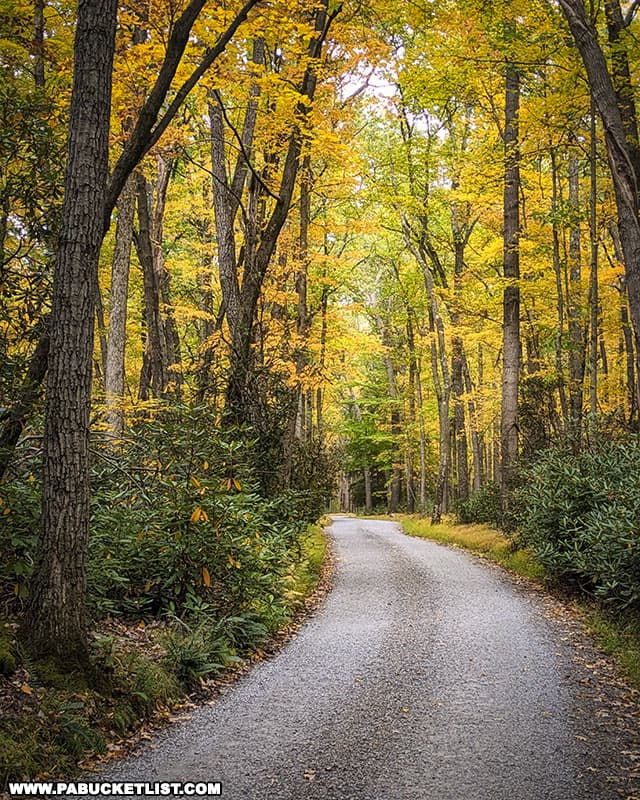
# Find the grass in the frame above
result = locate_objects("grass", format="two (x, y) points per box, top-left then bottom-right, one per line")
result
(579, 607), (640, 688)
(279, 522), (328, 617)
(386, 513), (640, 691)
(391, 514), (546, 581)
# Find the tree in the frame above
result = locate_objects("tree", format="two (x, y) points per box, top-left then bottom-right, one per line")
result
(20, 0), (263, 664)
(21, 0), (118, 662)
(557, 0), (640, 395)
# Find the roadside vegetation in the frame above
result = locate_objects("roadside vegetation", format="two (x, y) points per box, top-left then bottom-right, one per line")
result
(0, 406), (332, 787)
(0, 519), (328, 786)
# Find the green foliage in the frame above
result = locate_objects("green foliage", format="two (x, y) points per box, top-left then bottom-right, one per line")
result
(0, 458), (40, 604)
(456, 481), (501, 527)
(163, 615), (240, 686)
(120, 654), (182, 713)
(0, 624), (16, 675)
(1, 404), (325, 636)
(289, 439), (340, 521)
(0, 695), (105, 788)
(83, 406), (312, 621)
(516, 442), (640, 607)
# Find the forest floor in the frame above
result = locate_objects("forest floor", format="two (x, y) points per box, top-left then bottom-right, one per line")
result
(63, 516), (640, 800)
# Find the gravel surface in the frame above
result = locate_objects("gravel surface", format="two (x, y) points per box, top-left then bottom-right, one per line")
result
(87, 516), (640, 799)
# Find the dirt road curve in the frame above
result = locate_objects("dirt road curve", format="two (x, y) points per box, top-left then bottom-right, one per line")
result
(88, 516), (640, 800)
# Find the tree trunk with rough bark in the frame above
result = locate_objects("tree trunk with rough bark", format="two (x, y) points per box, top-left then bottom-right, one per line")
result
(222, 3), (339, 426)
(567, 152), (586, 443)
(105, 176), (136, 437)
(136, 159), (181, 400)
(20, 0), (118, 663)
(559, 0), (640, 393)
(500, 62), (521, 513)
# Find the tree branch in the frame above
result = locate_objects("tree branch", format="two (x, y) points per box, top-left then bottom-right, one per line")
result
(103, 0), (262, 232)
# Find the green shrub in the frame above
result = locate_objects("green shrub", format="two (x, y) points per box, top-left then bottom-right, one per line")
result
(0, 459), (40, 604)
(516, 442), (640, 607)
(457, 481), (501, 527)
(84, 406), (311, 622)
(1, 404), (326, 642)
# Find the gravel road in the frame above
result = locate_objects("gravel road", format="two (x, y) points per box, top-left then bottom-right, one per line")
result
(89, 516), (639, 799)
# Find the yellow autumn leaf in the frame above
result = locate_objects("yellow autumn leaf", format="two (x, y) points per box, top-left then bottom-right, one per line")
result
(144, 579), (151, 592)
(20, 684), (33, 695)
(233, 478), (242, 491)
(190, 507), (202, 523)
(190, 476), (200, 488)
(202, 567), (211, 587)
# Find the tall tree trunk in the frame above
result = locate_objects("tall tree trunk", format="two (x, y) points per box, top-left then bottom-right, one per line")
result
(33, 0), (45, 87)
(20, 0), (118, 662)
(567, 151), (586, 444)
(136, 158), (181, 400)
(550, 148), (569, 425)
(224, 2), (339, 425)
(374, 315), (403, 514)
(500, 62), (521, 512)
(462, 351), (483, 492)
(608, 220), (640, 423)
(450, 203), (470, 504)
(399, 221), (450, 522)
(348, 387), (372, 514)
(559, 0), (640, 392)
(589, 98), (599, 421)
(104, 176), (136, 437)
(136, 170), (168, 400)
(621, 298), (638, 423)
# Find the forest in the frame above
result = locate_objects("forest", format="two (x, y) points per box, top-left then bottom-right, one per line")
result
(3, 0), (640, 784)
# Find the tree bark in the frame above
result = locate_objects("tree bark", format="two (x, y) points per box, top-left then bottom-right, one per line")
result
(567, 151), (586, 443)
(550, 148), (569, 425)
(21, 0), (118, 662)
(374, 315), (403, 514)
(105, 176), (136, 436)
(451, 201), (470, 504)
(33, 0), (45, 87)
(500, 62), (520, 511)
(559, 0), (640, 394)
(136, 159), (181, 400)
(589, 98), (599, 421)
